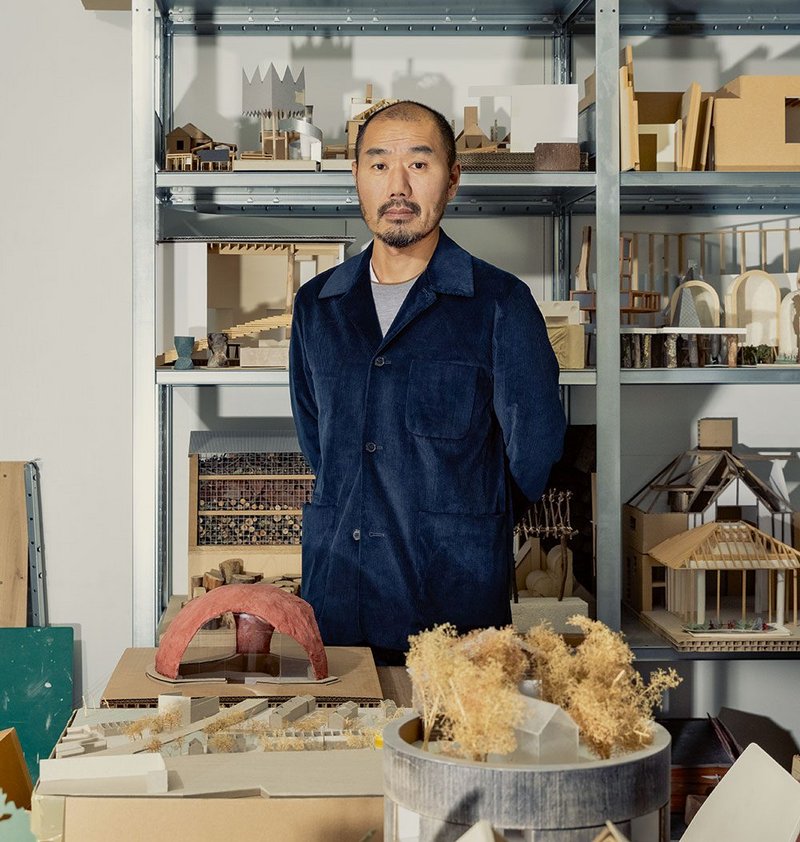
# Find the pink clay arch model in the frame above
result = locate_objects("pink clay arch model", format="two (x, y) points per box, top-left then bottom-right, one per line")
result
(155, 583), (329, 681)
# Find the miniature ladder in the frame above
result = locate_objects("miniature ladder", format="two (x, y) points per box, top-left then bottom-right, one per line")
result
(24, 461), (47, 627)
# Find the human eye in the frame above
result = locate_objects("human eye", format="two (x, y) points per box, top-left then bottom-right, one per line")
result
(410, 161), (427, 170)
(371, 162), (386, 170)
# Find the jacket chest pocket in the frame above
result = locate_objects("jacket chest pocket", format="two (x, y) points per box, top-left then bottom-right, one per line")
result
(405, 360), (479, 440)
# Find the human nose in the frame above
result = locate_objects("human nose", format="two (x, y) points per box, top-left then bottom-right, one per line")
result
(387, 165), (411, 198)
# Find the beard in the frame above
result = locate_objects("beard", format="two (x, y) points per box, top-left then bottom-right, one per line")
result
(362, 196), (448, 249)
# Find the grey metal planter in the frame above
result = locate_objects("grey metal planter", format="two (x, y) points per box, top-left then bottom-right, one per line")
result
(383, 713), (671, 842)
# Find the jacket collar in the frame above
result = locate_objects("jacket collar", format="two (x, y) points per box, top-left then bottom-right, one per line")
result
(318, 228), (474, 299)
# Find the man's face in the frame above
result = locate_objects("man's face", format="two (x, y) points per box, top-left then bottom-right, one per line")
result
(353, 114), (460, 249)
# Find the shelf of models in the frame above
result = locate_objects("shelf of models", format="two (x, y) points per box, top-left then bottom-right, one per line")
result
(620, 172), (800, 214)
(163, 0), (595, 34)
(618, 1), (800, 34)
(156, 171), (597, 216)
(619, 367), (800, 384)
(155, 368), (598, 386)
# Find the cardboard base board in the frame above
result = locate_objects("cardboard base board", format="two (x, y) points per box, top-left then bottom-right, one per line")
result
(102, 645), (383, 707)
(641, 609), (800, 652)
(35, 794), (383, 842)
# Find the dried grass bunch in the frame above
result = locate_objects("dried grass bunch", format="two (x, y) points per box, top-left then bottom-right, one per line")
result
(527, 615), (681, 758)
(406, 625), (527, 762)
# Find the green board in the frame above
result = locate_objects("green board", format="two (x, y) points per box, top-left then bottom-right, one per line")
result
(0, 627), (73, 782)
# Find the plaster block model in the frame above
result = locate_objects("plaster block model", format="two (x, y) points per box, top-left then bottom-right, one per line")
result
(779, 288), (800, 362)
(713, 76), (800, 171)
(329, 701), (358, 730)
(509, 697), (579, 764)
(724, 269), (781, 348)
(467, 84), (578, 153)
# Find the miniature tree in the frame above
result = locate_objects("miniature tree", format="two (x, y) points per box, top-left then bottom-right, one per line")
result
(407, 625), (527, 760)
(406, 623), (460, 749)
(527, 615), (681, 759)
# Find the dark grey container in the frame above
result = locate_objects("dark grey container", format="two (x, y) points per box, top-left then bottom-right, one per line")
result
(383, 713), (671, 842)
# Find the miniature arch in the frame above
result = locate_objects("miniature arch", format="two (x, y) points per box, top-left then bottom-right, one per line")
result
(155, 584), (329, 680)
(669, 280), (721, 327)
(724, 269), (781, 347)
(778, 288), (800, 359)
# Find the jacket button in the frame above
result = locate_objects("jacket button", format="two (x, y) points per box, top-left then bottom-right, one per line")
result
(352, 528), (361, 541)
(365, 442), (377, 453)
(374, 356), (385, 367)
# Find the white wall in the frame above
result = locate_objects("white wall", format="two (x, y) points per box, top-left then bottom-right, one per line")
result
(0, 3), (132, 704)
(3, 8), (799, 746)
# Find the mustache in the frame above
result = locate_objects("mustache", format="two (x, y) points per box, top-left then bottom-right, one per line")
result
(378, 199), (421, 218)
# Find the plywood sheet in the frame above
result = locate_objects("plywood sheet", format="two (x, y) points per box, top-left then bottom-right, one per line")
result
(679, 82), (702, 171)
(102, 646), (383, 707)
(0, 462), (28, 627)
(0, 728), (33, 811)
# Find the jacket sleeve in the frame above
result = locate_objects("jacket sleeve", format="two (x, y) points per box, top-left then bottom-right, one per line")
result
(492, 280), (566, 509)
(289, 300), (321, 475)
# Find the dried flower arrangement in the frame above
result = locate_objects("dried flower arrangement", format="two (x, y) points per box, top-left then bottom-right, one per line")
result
(527, 615), (681, 759)
(407, 618), (681, 763)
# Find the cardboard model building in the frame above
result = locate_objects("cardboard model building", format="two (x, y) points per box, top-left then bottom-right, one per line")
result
(649, 520), (800, 630)
(624, 418), (799, 651)
(164, 123), (236, 172)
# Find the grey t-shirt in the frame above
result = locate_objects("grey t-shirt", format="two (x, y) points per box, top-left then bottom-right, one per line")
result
(369, 261), (420, 336)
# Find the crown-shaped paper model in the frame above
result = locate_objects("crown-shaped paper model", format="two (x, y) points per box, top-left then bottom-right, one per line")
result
(242, 64), (306, 118)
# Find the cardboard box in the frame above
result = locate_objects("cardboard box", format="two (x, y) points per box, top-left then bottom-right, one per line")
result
(622, 543), (666, 613)
(697, 417), (735, 450)
(622, 504), (688, 553)
(713, 76), (800, 172)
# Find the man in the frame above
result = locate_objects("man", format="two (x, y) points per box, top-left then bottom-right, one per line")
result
(290, 101), (565, 661)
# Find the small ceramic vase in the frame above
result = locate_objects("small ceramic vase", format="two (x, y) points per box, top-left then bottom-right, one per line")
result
(174, 335), (195, 370)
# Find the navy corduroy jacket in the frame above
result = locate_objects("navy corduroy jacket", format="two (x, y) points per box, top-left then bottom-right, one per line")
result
(289, 229), (566, 651)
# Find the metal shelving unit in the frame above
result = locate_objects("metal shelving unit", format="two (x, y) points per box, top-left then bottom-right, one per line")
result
(132, 0), (798, 652)
(133, 0), (612, 644)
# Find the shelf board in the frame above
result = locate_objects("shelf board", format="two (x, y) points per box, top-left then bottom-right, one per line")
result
(156, 171), (596, 217)
(618, 2), (800, 34)
(620, 367), (800, 384)
(163, 2), (593, 33)
(157, 367), (597, 386)
(621, 172), (800, 213)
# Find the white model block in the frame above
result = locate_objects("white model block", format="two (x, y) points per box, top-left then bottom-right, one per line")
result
(510, 697), (579, 764)
(329, 701), (358, 730)
(190, 696), (220, 722)
(240, 344), (289, 368)
(39, 754), (169, 794)
(510, 596), (588, 634)
(468, 84), (578, 153)
(158, 693), (192, 728)
(539, 300), (581, 325)
(173, 241), (208, 337)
